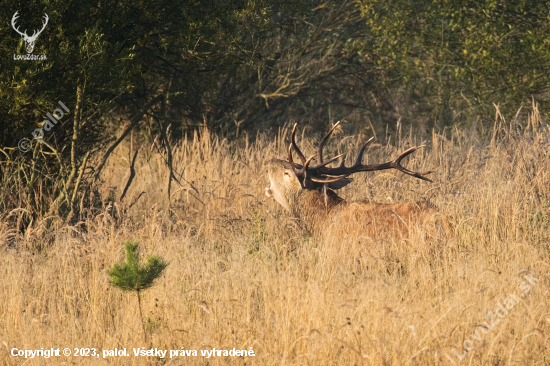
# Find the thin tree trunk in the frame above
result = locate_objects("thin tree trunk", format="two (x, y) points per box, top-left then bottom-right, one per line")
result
(136, 289), (147, 343)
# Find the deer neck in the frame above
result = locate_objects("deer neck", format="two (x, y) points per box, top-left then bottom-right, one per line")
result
(290, 188), (344, 234)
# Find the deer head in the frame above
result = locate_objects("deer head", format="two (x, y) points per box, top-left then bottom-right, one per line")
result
(12, 11), (49, 54)
(265, 123), (433, 221)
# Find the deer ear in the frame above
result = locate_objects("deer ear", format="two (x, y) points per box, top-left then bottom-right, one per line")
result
(327, 178), (353, 190)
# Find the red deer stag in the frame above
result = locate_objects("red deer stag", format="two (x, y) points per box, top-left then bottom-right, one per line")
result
(265, 123), (447, 239)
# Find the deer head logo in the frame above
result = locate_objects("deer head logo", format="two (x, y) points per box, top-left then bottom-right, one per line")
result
(11, 11), (49, 54)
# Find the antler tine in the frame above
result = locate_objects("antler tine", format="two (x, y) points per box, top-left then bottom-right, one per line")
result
(339, 156), (346, 168)
(303, 155), (315, 170)
(290, 123), (306, 165)
(11, 11), (27, 37)
(311, 173), (350, 184)
(307, 136), (373, 185)
(390, 146), (433, 182)
(302, 155), (316, 183)
(314, 153), (344, 169)
(316, 121), (340, 164)
(288, 143), (298, 170)
(28, 13), (49, 39)
(353, 136), (375, 166)
(316, 141), (433, 182)
(39, 13), (48, 32)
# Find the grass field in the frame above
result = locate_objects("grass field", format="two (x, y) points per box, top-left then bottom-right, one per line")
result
(1, 111), (549, 365)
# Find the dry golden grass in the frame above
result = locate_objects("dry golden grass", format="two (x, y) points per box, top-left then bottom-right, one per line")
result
(1, 110), (550, 365)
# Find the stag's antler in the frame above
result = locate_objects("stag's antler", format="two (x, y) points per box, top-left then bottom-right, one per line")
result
(288, 123), (433, 188)
(11, 12), (27, 38)
(288, 124), (345, 185)
(30, 13), (49, 39)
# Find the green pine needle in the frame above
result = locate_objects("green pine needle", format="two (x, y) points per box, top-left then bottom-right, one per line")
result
(107, 241), (168, 291)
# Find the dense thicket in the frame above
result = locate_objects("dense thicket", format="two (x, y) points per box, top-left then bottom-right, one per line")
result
(1, 0), (549, 223)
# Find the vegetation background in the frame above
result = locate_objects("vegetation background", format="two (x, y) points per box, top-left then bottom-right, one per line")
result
(2, 0), (550, 222)
(0, 0), (549, 364)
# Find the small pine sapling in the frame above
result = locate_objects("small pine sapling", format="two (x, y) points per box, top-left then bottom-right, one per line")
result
(107, 241), (168, 342)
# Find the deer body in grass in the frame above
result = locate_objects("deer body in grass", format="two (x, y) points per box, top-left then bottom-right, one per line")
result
(265, 123), (446, 239)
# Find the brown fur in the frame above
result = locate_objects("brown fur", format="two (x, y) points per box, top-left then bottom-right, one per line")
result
(265, 158), (449, 239)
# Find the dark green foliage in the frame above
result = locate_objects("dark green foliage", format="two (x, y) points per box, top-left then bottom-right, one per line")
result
(358, 0), (550, 125)
(1, 0), (548, 142)
(107, 241), (168, 292)
(107, 241), (167, 342)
